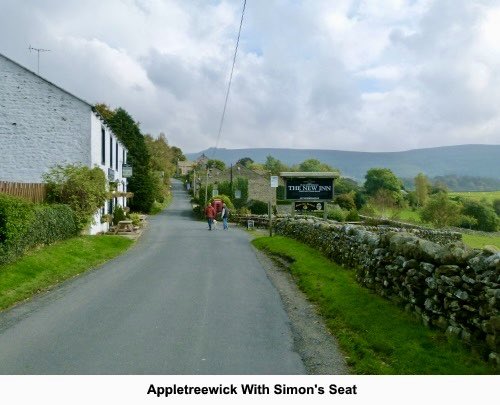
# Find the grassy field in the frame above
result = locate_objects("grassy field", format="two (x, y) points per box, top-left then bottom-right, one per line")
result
(252, 236), (495, 374)
(461, 233), (500, 249)
(449, 190), (500, 203)
(394, 208), (423, 224)
(0, 236), (133, 311)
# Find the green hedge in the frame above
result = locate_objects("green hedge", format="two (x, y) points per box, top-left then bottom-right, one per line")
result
(247, 200), (269, 215)
(0, 194), (78, 265)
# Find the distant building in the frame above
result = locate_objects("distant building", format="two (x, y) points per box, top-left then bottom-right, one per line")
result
(177, 160), (195, 176)
(0, 52), (128, 234)
(204, 164), (277, 204)
(196, 153), (209, 166)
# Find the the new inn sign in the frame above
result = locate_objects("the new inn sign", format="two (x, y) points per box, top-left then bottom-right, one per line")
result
(281, 172), (338, 201)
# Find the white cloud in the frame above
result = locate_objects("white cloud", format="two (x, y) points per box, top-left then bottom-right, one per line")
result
(0, 0), (499, 153)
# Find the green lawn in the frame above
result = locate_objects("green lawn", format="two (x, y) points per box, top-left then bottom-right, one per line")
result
(0, 236), (133, 311)
(252, 236), (495, 374)
(449, 191), (500, 204)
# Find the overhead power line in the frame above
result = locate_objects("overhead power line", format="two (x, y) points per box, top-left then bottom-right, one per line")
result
(212, 0), (247, 158)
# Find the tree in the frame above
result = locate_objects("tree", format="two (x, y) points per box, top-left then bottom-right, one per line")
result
(105, 107), (155, 213)
(430, 180), (448, 194)
(207, 159), (226, 171)
(334, 193), (356, 211)
(335, 177), (359, 195)
(236, 157), (254, 168)
(263, 155), (288, 175)
(144, 133), (180, 179)
(414, 173), (430, 207)
(493, 199), (500, 216)
(248, 162), (265, 171)
(171, 146), (186, 162)
(364, 168), (402, 196)
(94, 103), (115, 122)
(369, 189), (397, 219)
(43, 164), (107, 231)
(297, 159), (334, 172)
(420, 193), (463, 228)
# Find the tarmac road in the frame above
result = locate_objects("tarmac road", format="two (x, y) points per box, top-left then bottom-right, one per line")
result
(0, 179), (305, 374)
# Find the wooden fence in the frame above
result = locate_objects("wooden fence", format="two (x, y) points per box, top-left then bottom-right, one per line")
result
(0, 181), (47, 203)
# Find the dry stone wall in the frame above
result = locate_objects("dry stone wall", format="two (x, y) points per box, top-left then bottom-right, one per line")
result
(273, 217), (500, 364)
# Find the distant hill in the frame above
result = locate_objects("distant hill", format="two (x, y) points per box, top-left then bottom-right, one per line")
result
(186, 144), (500, 182)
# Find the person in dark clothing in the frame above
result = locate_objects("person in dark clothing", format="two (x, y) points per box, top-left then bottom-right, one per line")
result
(204, 203), (216, 230)
(221, 203), (230, 230)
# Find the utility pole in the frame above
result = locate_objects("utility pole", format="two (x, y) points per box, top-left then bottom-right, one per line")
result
(193, 168), (196, 197)
(204, 167), (210, 205)
(230, 163), (233, 197)
(29, 45), (51, 75)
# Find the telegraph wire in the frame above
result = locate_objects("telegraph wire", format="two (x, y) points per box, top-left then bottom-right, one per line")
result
(212, 0), (247, 158)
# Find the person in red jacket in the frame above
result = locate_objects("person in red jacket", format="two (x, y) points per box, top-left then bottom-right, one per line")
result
(204, 203), (216, 230)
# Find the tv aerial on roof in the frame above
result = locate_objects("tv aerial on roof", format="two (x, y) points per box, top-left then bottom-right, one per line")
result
(28, 44), (51, 75)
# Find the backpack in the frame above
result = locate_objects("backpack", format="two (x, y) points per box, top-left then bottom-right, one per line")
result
(222, 207), (230, 218)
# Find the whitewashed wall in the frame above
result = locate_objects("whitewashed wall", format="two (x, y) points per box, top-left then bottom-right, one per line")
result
(0, 53), (91, 182)
(0, 52), (129, 235)
(89, 113), (128, 235)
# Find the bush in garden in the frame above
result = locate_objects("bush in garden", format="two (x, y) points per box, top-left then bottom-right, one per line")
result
(150, 201), (165, 215)
(43, 164), (107, 231)
(128, 213), (142, 227)
(112, 205), (126, 225)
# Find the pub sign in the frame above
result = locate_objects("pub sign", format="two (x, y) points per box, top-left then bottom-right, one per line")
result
(295, 201), (325, 211)
(285, 178), (334, 200)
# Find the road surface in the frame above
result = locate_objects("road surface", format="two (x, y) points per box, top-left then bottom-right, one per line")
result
(0, 179), (305, 374)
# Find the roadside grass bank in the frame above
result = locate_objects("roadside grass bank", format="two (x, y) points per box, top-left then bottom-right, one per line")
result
(0, 236), (133, 311)
(252, 236), (496, 374)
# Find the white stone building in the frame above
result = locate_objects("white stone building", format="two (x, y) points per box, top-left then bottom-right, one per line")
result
(0, 52), (128, 234)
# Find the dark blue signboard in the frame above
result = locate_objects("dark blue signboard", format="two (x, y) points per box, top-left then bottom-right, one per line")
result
(285, 178), (334, 200)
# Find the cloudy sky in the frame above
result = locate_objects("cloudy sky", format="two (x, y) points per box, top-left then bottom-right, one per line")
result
(1, 0), (499, 153)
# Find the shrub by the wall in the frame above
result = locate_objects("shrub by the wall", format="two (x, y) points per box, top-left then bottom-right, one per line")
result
(30, 204), (78, 245)
(43, 163), (107, 231)
(247, 199), (268, 215)
(112, 205), (126, 225)
(0, 194), (78, 265)
(0, 194), (36, 261)
(327, 205), (347, 222)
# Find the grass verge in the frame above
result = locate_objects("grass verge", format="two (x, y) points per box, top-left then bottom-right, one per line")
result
(0, 236), (133, 311)
(252, 236), (496, 374)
